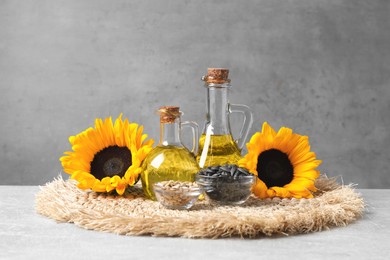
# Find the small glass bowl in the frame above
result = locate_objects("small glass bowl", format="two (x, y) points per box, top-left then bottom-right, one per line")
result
(196, 174), (256, 205)
(153, 182), (203, 210)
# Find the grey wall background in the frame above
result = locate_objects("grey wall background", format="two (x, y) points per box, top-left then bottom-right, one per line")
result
(1, 0), (389, 188)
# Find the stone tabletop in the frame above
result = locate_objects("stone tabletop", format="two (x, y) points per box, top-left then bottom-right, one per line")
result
(0, 186), (389, 260)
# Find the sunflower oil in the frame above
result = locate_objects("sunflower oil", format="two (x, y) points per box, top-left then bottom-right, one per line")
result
(197, 134), (242, 168)
(140, 106), (200, 200)
(141, 146), (200, 200)
(197, 68), (253, 169)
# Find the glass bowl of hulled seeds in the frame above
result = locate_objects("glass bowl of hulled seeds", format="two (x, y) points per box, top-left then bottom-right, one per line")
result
(153, 180), (203, 210)
(196, 164), (256, 205)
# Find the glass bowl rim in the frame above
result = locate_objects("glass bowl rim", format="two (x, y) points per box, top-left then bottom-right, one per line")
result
(153, 182), (202, 195)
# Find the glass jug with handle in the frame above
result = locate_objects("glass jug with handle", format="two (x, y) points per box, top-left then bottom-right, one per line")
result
(141, 106), (200, 200)
(196, 68), (253, 168)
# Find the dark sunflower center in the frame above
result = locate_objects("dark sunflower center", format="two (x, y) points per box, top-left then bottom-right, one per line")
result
(90, 146), (132, 180)
(257, 149), (293, 187)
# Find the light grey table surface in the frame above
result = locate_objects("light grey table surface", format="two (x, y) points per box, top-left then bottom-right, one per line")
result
(0, 186), (389, 260)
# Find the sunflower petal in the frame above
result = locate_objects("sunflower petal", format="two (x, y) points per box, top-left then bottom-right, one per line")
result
(294, 170), (320, 180)
(262, 122), (276, 137)
(294, 160), (322, 173)
(267, 186), (291, 198)
(252, 178), (268, 198)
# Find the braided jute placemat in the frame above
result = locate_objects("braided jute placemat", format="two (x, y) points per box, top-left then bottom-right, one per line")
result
(35, 176), (364, 238)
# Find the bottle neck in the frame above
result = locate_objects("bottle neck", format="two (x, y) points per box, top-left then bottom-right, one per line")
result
(159, 118), (183, 147)
(204, 84), (231, 135)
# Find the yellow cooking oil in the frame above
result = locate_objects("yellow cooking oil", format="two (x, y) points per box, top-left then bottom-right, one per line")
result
(196, 134), (243, 168)
(141, 145), (200, 200)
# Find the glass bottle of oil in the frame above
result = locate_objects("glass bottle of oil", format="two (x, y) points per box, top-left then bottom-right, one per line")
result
(197, 68), (253, 168)
(141, 106), (200, 200)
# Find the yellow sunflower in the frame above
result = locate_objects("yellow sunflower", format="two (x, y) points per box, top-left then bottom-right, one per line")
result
(239, 122), (321, 199)
(60, 114), (154, 195)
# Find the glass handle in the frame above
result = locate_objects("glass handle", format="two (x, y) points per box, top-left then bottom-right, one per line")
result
(181, 121), (199, 154)
(229, 104), (253, 149)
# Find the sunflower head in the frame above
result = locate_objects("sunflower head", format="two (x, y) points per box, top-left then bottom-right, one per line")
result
(60, 114), (154, 195)
(239, 122), (321, 199)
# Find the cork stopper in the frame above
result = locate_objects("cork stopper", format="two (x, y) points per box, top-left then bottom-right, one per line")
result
(202, 68), (231, 84)
(158, 106), (181, 123)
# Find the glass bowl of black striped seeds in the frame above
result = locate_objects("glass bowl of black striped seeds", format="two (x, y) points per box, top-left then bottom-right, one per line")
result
(195, 164), (256, 205)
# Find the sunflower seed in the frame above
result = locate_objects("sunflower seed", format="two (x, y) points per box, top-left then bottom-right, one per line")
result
(237, 167), (249, 175)
(230, 165), (237, 175)
(220, 166), (230, 172)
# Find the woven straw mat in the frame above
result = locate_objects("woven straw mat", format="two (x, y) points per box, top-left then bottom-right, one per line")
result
(35, 176), (364, 238)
